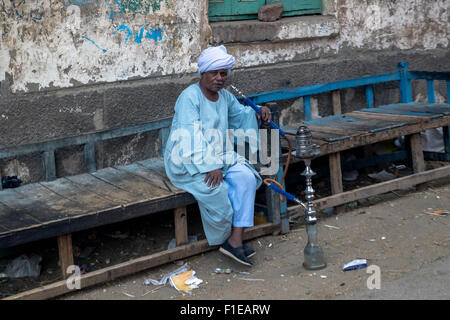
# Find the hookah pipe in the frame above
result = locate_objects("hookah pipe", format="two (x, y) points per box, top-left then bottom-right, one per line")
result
(231, 85), (326, 270)
(230, 85), (292, 202)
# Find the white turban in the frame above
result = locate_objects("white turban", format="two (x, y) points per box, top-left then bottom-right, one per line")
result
(197, 45), (235, 76)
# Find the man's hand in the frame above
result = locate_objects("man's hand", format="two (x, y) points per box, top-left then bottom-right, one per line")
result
(257, 106), (272, 123)
(205, 169), (223, 187)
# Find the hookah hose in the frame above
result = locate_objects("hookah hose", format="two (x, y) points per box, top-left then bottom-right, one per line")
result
(230, 85), (292, 202)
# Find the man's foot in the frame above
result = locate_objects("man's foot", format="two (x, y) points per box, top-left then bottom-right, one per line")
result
(219, 241), (252, 266)
(243, 245), (255, 258)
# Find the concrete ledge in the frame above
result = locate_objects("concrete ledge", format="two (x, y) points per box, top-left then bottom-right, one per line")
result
(210, 15), (339, 44)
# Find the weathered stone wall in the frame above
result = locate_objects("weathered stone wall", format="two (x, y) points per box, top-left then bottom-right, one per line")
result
(0, 0), (449, 183)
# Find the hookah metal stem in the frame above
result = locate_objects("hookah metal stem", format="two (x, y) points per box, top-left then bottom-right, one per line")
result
(266, 182), (308, 211)
(230, 85), (286, 137)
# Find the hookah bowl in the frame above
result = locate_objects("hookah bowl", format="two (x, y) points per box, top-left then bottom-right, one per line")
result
(295, 126), (326, 270)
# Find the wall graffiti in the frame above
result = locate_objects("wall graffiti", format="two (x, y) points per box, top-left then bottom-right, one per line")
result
(82, 36), (108, 52)
(113, 24), (162, 45)
(1, 0), (44, 23)
(77, 0), (164, 51)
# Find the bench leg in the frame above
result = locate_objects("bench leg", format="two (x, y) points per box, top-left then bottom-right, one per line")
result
(174, 206), (188, 246)
(329, 152), (345, 214)
(265, 174), (281, 235)
(409, 133), (427, 191)
(57, 233), (74, 279)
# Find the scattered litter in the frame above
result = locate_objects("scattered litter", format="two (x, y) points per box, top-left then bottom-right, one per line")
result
(268, 243), (273, 248)
(424, 210), (449, 216)
(239, 271), (250, 275)
(381, 236), (386, 240)
(215, 268), (232, 274)
(144, 263), (202, 295)
(238, 278), (265, 282)
(170, 270), (203, 294)
(368, 170), (396, 181)
(122, 292), (135, 298)
(144, 263), (190, 286)
(324, 224), (340, 230)
(167, 235), (198, 250)
(1, 254), (42, 279)
(395, 164), (407, 170)
(343, 259), (367, 271)
(320, 275), (327, 279)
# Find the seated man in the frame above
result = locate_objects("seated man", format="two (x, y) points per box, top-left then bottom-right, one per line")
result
(164, 45), (272, 266)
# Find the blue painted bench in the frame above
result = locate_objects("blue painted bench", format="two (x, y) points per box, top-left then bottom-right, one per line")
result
(0, 114), (280, 299)
(0, 118), (202, 278)
(243, 62), (450, 227)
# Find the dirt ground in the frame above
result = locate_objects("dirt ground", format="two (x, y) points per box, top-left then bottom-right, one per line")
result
(1, 161), (449, 301)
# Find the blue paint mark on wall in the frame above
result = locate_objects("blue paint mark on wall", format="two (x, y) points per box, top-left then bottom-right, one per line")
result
(145, 28), (162, 43)
(82, 36), (108, 53)
(112, 24), (163, 46)
(135, 27), (145, 44)
(113, 24), (133, 45)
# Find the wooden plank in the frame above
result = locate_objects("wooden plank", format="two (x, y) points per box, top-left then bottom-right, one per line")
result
(65, 174), (143, 204)
(0, 187), (66, 224)
(305, 115), (408, 133)
(0, 117), (173, 160)
(84, 142), (96, 173)
(42, 150), (56, 181)
(138, 157), (166, 175)
(365, 86), (374, 108)
(287, 165), (450, 217)
(0, 191), (196, 249)
(0, 198), (41, 232)
(329, 152), (343, 194)
(174, 206), (188, 246)
(328, 152), (345, 214)
(348, 111), (427, 123)
(40, 178), (123, 211)
(4, 222), (279, 300)
(398, 62), (413, 103)
(4, 184), (86, 223)
(409, 133), (425, 174)
(332, 90), (342, 115)
(116, 163), (173, 193)
(247, 72), (401, 105)
(91, 167), (169, 199)
(57, 234), (74, 279)
(374, 103), (450, 115)
(283, 114), (450, 157)
(282, 126), (349, 143)
(138, 158), (184, 194)
(0, 202), (12, 233)
(408, 133), (426, 191)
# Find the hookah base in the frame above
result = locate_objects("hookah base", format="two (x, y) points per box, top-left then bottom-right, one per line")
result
(303, 261), (327, 271)
(303, 245), (327, 270)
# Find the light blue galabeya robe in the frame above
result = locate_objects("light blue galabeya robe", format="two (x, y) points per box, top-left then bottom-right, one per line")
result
(164, 83), (262, 245)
